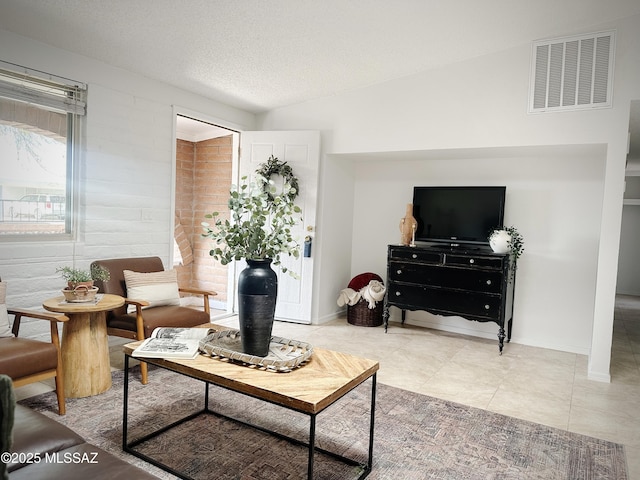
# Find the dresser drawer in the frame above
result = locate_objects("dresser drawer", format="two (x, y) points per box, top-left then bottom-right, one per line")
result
(385, 244), (515, 352)
(387, 283), (501, 320)
(389, 246), (443, 264)
(389, 262), (503, 294)
(445, 254), (504, 269)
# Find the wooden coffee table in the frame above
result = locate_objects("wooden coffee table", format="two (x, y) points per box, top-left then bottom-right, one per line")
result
(122, 325), (379, 479)
(43, 294), (124, 398)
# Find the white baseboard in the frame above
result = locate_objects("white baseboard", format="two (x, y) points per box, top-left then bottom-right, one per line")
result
(314, 309), (346, 325)
(390, 315), (591, 356)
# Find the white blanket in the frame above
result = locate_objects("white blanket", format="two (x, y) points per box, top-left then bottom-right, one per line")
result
(360, 280), (386, 309)
(336, 287), (361, 307)
(337, 280), (386, 309)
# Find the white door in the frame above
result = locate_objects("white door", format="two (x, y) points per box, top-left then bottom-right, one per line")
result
(239, 130), (320, 324)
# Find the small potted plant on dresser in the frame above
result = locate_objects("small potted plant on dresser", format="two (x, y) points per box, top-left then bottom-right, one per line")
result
(489, 226), (524, 279)
(56, 264), (110, 302)
(489, 226), (524, 256)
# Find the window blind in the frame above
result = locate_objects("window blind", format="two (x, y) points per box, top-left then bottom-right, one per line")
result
(0, 60), (86, 115)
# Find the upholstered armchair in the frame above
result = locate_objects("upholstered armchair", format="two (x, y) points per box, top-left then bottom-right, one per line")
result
(91, 257), (216, 384)
(0, 280), (68, 415)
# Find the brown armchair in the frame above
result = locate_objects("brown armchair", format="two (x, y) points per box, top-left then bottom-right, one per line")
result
(0, 295), (68, 415)
(91, 257), (216, 384)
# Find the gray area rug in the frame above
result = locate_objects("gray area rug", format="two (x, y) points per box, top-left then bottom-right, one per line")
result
(19, 365), (627, 480)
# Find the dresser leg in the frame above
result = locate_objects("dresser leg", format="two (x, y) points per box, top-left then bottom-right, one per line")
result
(498, 327), (506, 355)
(383, 303), (389, 333)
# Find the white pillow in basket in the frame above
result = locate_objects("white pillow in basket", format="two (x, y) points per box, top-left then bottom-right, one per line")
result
(123, 269), (181, 312)
(0, 281), (13, 337)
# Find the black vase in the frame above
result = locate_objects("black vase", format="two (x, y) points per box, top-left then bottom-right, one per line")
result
(237, 259), (278, 356)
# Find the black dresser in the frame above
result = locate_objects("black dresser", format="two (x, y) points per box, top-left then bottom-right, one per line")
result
(383, 244), (515, 353)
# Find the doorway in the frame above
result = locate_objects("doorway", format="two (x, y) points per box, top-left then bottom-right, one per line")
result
(617, 101), (640, 293)
(174, 114), (238, 317)
(613, 100), (640, 375)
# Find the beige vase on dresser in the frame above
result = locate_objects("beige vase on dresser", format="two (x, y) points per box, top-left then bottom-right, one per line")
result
(399, 203), (417, 246)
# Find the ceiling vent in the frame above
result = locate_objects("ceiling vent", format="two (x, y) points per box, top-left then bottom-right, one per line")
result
(528, 30), (615, 113)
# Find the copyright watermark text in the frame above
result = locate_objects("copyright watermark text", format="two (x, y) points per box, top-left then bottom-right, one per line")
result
(2, 451), (99, 464)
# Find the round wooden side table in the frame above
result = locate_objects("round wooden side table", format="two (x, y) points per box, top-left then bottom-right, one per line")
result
(43, 293), (124, 398)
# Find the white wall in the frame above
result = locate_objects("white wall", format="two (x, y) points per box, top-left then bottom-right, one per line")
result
(312, 153), (357, 323)
(345, 147), (605, 353)
(0, 30), (256, 308)
(257, 14), (640, 381)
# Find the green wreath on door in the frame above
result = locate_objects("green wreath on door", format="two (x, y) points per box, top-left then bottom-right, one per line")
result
(255, 155), (300, 203)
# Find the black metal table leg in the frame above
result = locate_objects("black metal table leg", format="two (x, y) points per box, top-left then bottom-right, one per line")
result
(367, 373), (377, 473)
(122, 354), (130, 450)
(308, 414), (316, 479)
(121, 358), (377, 480)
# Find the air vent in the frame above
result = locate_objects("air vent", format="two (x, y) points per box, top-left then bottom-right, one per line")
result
(528, 31), (615, 113)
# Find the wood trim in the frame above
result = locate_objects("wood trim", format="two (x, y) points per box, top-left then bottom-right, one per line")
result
(13, 370), (56, 387)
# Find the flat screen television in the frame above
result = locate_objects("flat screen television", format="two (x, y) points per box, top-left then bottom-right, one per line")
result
(412, 186), (506, 247)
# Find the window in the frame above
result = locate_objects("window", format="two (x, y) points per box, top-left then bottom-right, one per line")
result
(0, 61), (86, 237)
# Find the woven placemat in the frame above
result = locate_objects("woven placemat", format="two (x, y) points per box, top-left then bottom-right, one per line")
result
(199, 329), (313, 372)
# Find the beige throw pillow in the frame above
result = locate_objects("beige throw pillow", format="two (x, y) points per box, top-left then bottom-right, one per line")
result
(123, 269), (181, 311)
(0, 282), (13, 337)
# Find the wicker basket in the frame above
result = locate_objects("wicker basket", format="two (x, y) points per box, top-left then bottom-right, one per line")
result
(61, 285), (99, 303)
(346, 272), (384, 327)
(347, 299), (383, 327)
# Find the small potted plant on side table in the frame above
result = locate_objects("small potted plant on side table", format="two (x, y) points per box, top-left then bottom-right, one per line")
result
(56, 264), (110, 302)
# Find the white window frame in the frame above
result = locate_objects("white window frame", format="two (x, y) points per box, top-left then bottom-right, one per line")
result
(0, 61), (86, 241)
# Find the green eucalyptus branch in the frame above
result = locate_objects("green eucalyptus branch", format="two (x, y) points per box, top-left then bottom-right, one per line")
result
(202, 175), (302, 277)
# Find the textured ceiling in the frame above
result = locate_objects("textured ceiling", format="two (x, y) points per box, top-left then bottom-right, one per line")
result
(1, 0), (640, 114)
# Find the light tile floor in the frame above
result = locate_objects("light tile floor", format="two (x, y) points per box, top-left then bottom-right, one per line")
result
(14, 295), (640, 478)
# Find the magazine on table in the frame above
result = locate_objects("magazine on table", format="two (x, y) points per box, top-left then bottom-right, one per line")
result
(131, 327), (215, 359)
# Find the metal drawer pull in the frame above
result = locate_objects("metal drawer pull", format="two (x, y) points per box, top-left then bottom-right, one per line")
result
(486, 280), (492, 285)
(484, 304), (490, 310)
(412, 254), (417, 259)
(395, 291), (402, 296)
(397, 269), (402, 275)
(469, 259), (475, 264)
